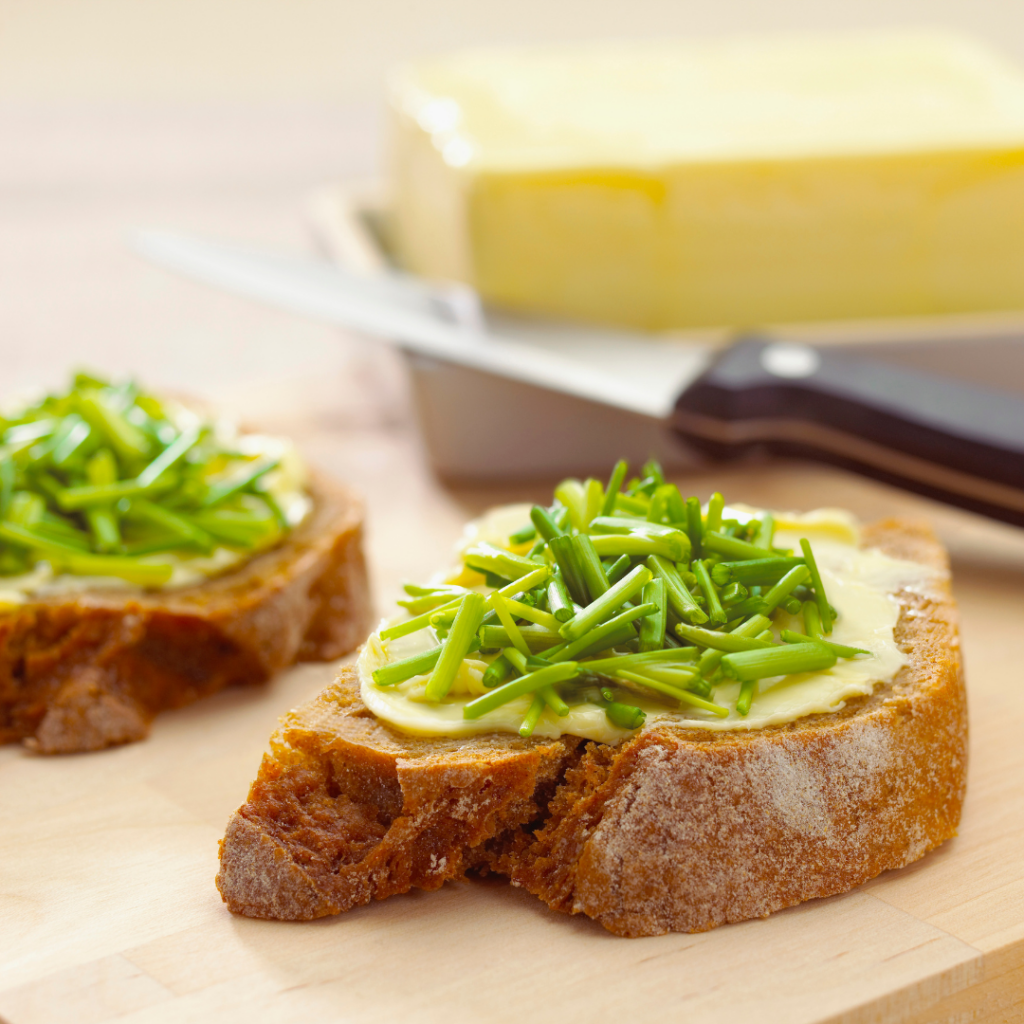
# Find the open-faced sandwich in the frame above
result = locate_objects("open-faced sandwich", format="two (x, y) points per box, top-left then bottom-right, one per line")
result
(217, 460), (965, 937)
(0, 373), (370, 754)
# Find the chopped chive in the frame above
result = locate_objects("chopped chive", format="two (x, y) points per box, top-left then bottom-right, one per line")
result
(590, 532), (686, 562)
(781, 596), (802, 615)
(127, 499), (215, 554)
(478, 623), (562, 653)
(614, 492), (649, 516)
(799, 539), (834, 635)
(482, 654), (514, 688)
(759, 564), (811, 614)
(425, 592), (486, 701)
(200, 456), (279, 509)
(580, 648), (697, 674)
(371, 639), (483, 686)
(509, 523), (537, 546)
(675, 620), (776, 653)
(754, 513), (775, 550)
(464, 661), (580, 719)
(702, 530), (772, 561)
(136, 426), (202, 487)
(539, 685), (570, 717)
(692, 559), (727, 625)
(530, 504), (563, 542)
(602, 695), (646, 730)
(604, 553), (631, 586)
(685, 496), (703, 557)
(710, 556), (805, 587)
(548, 602), (654, 662)
(554, 479), (588, 532)
(518, 693), (547, 737)
(736, 679), (757, 716)
(50, 416), (93, 468)
(638, 577), (667, 652)
(0, 457), (13, 519)
(503, 596), (560, 632)
(600, 459), (628, 517)
(705, 492), (724, 535)
(559, 565), (652, 641)
(616, 670), (729, 717)
(573, 533), (610, 601)
(780, 630), (869, 658)
(76, 389), (151, 463)
(583, 478), (604, 527)
(802, 600), (823, 639)
(381, 596), (461, 640)
(645, 554), (707, 625)
(721, 643), (837, 681)
(490, 591), (530, 656)
(464, 541), (542, 582)
(546, 570), (574, 622)
(721, 581), (748, 606)
(55, 476), (173, 510)
(548, 534), (589, 605)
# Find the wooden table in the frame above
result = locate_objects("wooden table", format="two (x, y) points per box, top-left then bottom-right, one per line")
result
(0, 105), (1022, 1024)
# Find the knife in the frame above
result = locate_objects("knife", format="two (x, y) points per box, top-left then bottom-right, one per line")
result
(135, 230), (1024, 528)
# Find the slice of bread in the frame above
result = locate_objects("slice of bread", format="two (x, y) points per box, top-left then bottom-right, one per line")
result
(216, 517), (965, 937)
(0, 475), (372, 754)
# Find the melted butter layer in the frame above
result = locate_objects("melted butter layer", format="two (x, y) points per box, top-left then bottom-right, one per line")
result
(359, 505), (939, 743)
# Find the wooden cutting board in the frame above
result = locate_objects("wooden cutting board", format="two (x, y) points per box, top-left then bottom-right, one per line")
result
(1, 446), (1022, 1024)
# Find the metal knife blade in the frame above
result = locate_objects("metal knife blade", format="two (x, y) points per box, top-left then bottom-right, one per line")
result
(133, 230), (710, 420)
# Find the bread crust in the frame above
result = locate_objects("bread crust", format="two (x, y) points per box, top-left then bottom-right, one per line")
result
(0, 475), (372, 754)
(217, 517), (966, 936)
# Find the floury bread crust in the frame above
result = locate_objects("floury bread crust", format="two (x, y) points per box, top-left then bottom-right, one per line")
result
(216, 518), (966, 937)
(0, 475), (372, 754)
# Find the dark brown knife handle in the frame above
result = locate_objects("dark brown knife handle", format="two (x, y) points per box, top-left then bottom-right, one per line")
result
(671, 336), (1024, 527)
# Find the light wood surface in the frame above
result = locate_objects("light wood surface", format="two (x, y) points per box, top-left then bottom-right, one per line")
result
(1, 106), (1023, 1024)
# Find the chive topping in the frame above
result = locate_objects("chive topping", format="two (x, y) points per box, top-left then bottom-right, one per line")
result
(375, 460), (873, 730)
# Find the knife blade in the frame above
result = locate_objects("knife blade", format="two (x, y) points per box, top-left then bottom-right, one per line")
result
(135, 229), (1024, 528)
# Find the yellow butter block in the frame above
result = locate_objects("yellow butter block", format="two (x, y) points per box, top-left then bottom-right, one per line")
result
(389, 33), (1024, 330)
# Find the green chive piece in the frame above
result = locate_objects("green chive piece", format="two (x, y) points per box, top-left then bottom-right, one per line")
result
(602, 695), (646, 730)
(802, 600), (823, 639)
(754, 513), (775, 550)
(56, 476), (172, 510)
(546, 570), (574, 622)
(540, 685), (570, 717)
(638, 577), (667, 652)
(372, 641), (482, 687)
(548, 534), (589, 605)
(76, 389), (151, 463)
(519, 692), (547, 737)
(759, 564), (811, 614)
(601, 459), (629, 517)
(721, 643), (837, 682)
(780, 630), (869, 659)
(781, 596), (803, 615)
(590, 532), (686, 562)
(616, 670), (729, 717)
(127, 499), (215, 553)
(381, 597), (461, 641)
(705, 492), (724, 535)
(696, 614), (771, 677)
(464, 541), (542, 582)
(559, 565), (653, 641)
(478, 624), (562, 653)
(573, 533), (610, 601)
(684, 496), (703, 557)
(675, 620), (776, 653)
(614, 492), (649, 516)
(136, 426), (201, 487)
(464, 661), (580, 719)
(84, 449), (123, 553)
(711, 556), (804, 587)
(425, 592), (486, 701)
(736, 679), (757, 716)
(50, 416), (93, 468)
(702, 530), (773, 561)
(604, 553), (631, 586)
(490, 591), (530, 656)
(200, 456), (279, 509)
(721, 581), (748, 606)
(503, 596), (560, 632)
(692, 559), (727, 625)
(549, 602), (655, 663)
(645, 554), (707, 625)
(554, 479), (588, 532)
(800, 539), (834, 635)
(530, 504), (563, 542)
(583, 478), (604, 526)
(509, 523), (537, 546)
(580, 648), (697, 674)
(482, 654), (514, 689)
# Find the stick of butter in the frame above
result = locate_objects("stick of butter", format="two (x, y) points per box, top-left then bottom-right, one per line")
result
(389, 32), (1024, 330)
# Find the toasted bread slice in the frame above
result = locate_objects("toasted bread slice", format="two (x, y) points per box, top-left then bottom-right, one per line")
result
(216, 518), (965, 937)
(0, 475), (371, 754)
